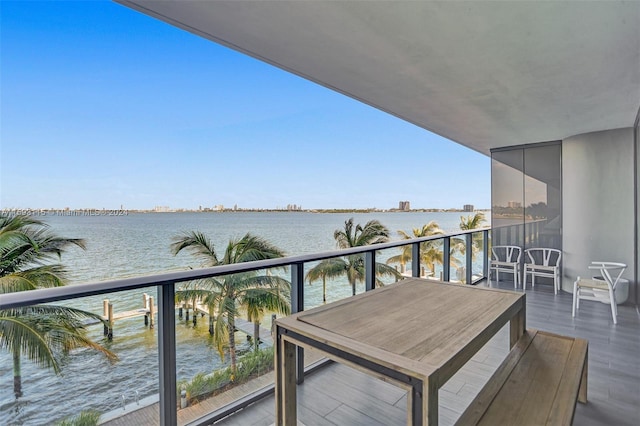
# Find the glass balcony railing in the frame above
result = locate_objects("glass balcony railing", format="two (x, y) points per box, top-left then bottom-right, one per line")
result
(0, 228), (489, 425)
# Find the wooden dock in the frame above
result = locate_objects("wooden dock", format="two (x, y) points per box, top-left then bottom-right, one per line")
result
(94, 294), (156, 339)
(84, 294), (273, 345)
(177, 300), (273, 346)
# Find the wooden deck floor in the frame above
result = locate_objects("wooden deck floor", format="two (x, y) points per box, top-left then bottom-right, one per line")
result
(101, 280), (640, 425)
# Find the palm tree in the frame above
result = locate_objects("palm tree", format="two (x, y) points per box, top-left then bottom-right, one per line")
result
(455, 212), (488, 261)
(244, 287), (286, 351)
(0, 214), (117, 397)
(459, 211), (487, 232)
(386, 221), (456, 277)
(0, 215), (85, 293)
(305, 258), (344, 303)
(306, 218), (400, 297)
(1, 306), (117, 398)
(172, 231), (290, 372)
(450, 212), (488, 283)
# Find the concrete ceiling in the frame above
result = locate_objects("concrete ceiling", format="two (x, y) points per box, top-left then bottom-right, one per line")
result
(117, 1), (640, 156)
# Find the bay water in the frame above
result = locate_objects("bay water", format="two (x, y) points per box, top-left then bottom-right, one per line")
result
(0, 211), (487, 424)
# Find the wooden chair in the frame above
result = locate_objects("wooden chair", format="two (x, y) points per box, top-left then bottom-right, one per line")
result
(524, 248), (562, 294)
(490, 245), (522, 288)
(572, 261), (626, 324)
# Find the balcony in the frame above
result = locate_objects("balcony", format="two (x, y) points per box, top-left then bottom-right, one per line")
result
(96, 280), (639, 426)
(2, 229), (638, 425)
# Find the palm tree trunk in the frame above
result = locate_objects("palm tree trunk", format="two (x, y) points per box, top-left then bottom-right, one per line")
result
(192, 297), (197, 326)
(322, 277), (327, 303)
(351, 280), (356, 296)
(228, 315), (237, 375)
(253, 321), (260, 351)
(13, 347), (22, 398)
(208, 306), (214, 335)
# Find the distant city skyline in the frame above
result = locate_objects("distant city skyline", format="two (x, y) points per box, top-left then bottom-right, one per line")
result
(0, 202), (484, 214)
(1, 1), (491, 211)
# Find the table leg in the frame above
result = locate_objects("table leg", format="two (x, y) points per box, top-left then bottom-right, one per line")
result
(275, 326), (283, 425)
(411, 377), (437, 426)
(277, 335), (297, 426)
(509, 301), (526, 348)
(579, 347), (588, 403)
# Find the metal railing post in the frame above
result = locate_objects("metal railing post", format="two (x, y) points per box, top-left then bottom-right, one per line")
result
(365, 250), (376, 291)
(412, 242), (420, 278)
(483, 229), (489, 279)
(158, 283), (176, 426)
(466, 233), (473, 285)
(443, 237), (451, 281)
(291, 262), (304, 384)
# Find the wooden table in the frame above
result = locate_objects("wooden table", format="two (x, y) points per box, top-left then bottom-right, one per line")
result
(274, 278), (526, 426)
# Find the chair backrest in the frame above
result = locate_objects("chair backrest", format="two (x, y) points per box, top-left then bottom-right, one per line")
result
(491, 245), (522, 263)
(525, 248), (562, 266)
(588, 261), (626, 290)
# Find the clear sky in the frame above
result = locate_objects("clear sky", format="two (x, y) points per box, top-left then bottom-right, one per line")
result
(1, 1), (490, 211)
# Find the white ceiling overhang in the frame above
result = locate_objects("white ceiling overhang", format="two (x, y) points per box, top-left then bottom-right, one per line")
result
(116, 1), (640, 156)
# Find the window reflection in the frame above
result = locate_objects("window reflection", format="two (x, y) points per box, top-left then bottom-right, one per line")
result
(492, 149), (524, 247)
(491, 143), (562, 252)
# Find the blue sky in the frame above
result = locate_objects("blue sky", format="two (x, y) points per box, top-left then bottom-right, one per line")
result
(1, 1), (490, 211)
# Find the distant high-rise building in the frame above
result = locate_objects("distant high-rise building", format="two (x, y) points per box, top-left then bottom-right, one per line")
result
(463, 204), (474, 212)
(398, 201), (410, 211)
(507, 201), (522, 208)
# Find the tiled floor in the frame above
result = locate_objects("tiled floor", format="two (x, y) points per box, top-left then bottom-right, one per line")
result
(214, 280), (640, 426)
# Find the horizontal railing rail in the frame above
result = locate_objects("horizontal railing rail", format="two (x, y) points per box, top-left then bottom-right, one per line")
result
(0, 226), (491, 425)
(0, 228), (489, 309)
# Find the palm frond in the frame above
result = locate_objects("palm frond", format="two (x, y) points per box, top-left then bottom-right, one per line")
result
(1, 306), (118, 362)
(333, 218), (354, 248)
(305, 258), (347, 283)
(0, 314), (60, 372)
(175, 288), (220, 303)
(171, 231), (219, 265)
(213, 311), (229, 360)
(0, 274), (39, 293)
(242, 289), (291, 319)
(0, 265), (69, 294)
(355, 220), (390, 246)
(0, 214), (85, 276)
(231, 233), (286, 264)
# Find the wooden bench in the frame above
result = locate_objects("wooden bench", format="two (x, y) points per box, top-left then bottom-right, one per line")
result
(456, 329), (588, 426)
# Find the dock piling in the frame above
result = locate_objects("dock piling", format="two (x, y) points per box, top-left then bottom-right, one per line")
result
(149, 296), (154, 329)
(107, 303), (114, 340)
(143, 293), (149, 326)
(96, 296), (157, 337)
(103, 300), (109, 336)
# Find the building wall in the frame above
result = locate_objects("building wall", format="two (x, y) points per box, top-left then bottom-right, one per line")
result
(634, 116), (640, 306)
(562, 127), (635, 295)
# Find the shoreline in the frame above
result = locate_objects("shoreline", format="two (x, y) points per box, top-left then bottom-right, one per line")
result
(1, 208), (491, 216)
